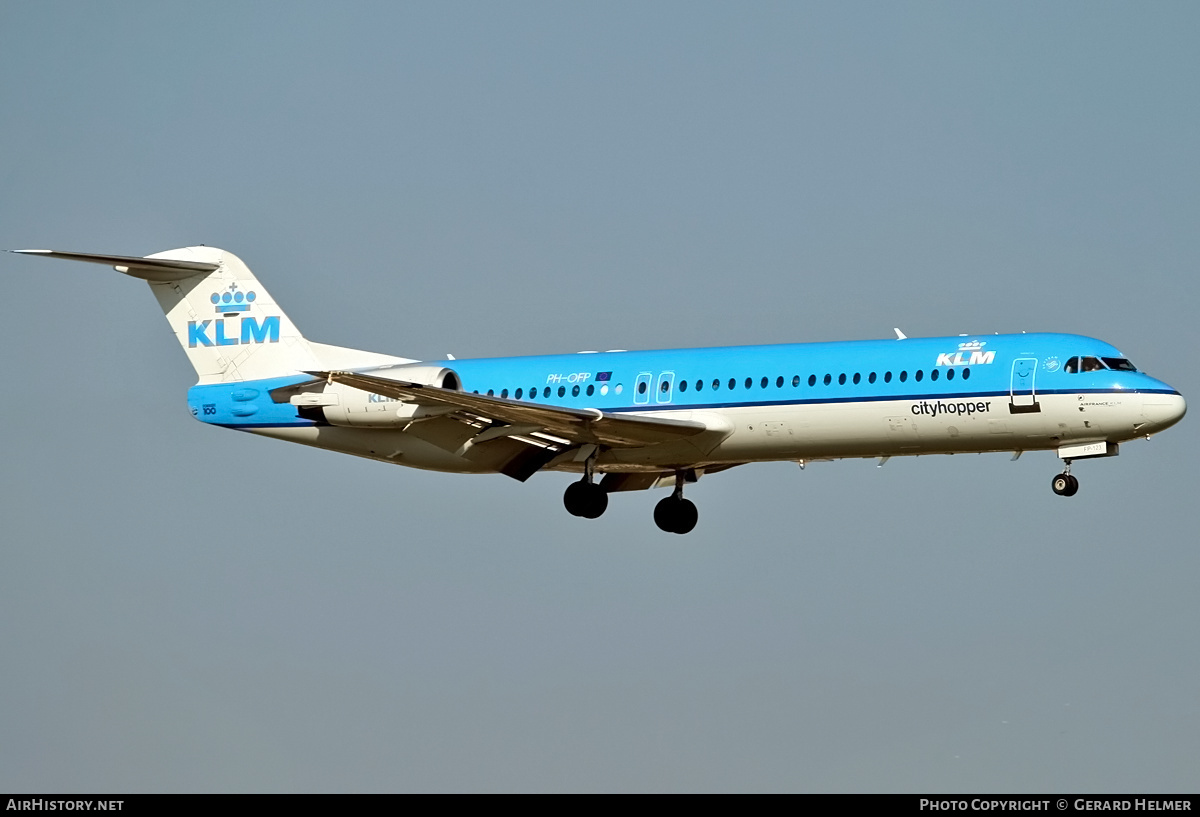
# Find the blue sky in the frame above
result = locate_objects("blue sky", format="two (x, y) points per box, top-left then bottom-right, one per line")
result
(1, 2), (1197, 792)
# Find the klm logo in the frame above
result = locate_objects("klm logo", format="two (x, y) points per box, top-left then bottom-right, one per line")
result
(188, 316), (280, 347)
(936, 339), (995, 367)
(211, 282), (256, 314)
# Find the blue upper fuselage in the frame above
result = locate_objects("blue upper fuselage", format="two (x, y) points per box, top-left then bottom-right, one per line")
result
(188, 332), (1182, 428)
(442, 332), (1179, 412)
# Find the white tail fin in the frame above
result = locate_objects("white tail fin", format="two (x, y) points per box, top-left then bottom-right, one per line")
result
(142, 246), (319, 382)
(16, 247), (322, 383)
(17, 246), (416, 381)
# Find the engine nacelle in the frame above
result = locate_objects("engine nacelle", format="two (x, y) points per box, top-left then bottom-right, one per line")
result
(294, 364), (461, 428)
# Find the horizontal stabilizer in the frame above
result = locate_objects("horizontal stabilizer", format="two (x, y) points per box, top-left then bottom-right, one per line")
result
(12, 249), (218, 281)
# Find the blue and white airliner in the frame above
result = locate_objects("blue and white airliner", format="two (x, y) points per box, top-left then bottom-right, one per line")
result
(16, 246), (1187, 533)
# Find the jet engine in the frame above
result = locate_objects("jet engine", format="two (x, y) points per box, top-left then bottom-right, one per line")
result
(282, 364), (462, 427)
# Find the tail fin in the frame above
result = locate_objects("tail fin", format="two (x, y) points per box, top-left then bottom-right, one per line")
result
(15, 246), (319, 383)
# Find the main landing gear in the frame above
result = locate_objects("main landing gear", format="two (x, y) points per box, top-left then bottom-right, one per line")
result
(1051, 460), (1080, 497)
(563, 468), (700, 534)
(654, 473), (698, 535)
(563, 456), (608, 519)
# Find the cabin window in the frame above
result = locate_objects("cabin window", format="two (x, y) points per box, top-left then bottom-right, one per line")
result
(899, 371), (908, 382)
(487, 389), (494, 396)
(637, 381), (648, 395)
(823, 374), (832, 386)
(930, 369), (939, 381)
(915, 370), (924, 382)
(853, 373), (861, 384)
(728, 378), (736, 390)
(1103, 357), (1137, 371)
(679, 380), (688, 392)
(660, 380), (669, 393)
(838, 373), (846, 385)
(808, 374), (817, 387)
(586, 385), (594, 396)
(713, 379), (721, 390)
(884, 372), (892, 383)
(745, 377), (753, 389)
(501, 389), (509, 398)
(792, 375), (800, 387)
(572, 385), (580, 397)
(946, 368), (955, 380)
(558, 386), (566, 397)
(695, 380), (703, 391)
(962, 368), (970, 380)
(776, 376), (784, 388)
(515, 388), (523, 399)
(544, 387), (551, 398)
(868, 372), (877, 384)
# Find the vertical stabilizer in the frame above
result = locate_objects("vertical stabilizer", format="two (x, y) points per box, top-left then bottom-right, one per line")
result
(142, 247), (318, 383)
(15, 246), (320, 383)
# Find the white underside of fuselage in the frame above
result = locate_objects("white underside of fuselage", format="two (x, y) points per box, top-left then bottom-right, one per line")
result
(248, 390), (1155, 477)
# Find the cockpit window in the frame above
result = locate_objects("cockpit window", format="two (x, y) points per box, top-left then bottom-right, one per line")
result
(1064, 357), (1080, 374)
(1103, 357), (1137, 372)
(1081, 356), (1105, 372)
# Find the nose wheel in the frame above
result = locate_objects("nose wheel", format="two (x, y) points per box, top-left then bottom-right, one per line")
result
(1051, 473), (1079, 496)
(654, 473), (699, 534)
(1051, 460), (1079, 497)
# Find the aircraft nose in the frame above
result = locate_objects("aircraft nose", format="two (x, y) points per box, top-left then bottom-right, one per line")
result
(1142, 391), (1187, 432)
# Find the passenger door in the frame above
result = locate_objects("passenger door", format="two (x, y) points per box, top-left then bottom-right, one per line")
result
(1009, 357), (1041, 414)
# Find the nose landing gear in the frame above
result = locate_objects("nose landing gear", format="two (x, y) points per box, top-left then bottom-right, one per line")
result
(1051, 460), (1080, 497)
(654, 473), (699, 534)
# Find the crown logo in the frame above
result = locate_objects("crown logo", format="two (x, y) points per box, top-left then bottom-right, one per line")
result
(210, 282), (257, 314)
(957, 339), (985, 352)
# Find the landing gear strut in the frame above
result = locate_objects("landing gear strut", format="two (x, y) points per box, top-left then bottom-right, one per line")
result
(563, 454), (608, 519)
(1051, 459), (1080, 497)
(654, 473), (698, 534)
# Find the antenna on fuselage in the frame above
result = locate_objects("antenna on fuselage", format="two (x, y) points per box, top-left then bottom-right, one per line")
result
(893, 328), (907, 340)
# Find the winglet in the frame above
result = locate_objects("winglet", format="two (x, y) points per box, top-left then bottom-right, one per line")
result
(893, 328), (907, 340)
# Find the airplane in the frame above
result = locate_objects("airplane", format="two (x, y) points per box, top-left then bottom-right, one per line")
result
(14, 246), (1187, 534)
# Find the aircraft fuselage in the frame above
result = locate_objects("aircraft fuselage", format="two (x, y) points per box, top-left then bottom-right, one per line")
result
(190, 332), (1184, 476)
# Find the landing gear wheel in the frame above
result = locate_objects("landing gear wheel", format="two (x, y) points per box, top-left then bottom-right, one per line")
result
(653, 496), (698, 534)
(564, 480), (608, 518)
(1051, 473), (1079, 497)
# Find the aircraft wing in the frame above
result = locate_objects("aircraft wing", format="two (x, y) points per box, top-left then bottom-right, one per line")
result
(309, 370), (710, 448)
